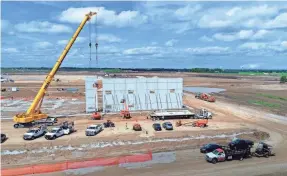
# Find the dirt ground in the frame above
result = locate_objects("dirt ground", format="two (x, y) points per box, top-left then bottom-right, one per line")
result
(1, 72), (287, 176)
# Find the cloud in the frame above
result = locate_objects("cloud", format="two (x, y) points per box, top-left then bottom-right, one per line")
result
(165, 39), (178, 47)
(123, 46), (161, 55)
(240, 63), (260, 69)
(185, 46), (230, 55)
(174, 4), (201, 20)
(200, 36), (214, 42)
(151, 42), (158, 45)
(198, 5), (285, 29)
(96, 34), (122, 43)
(57, 37), (86, 45)
(57, 40), (68, 45)
(213, 30), (271, 42)
(239, 40), (287, 52)
(15, 21), (72, 33)
(58, 7), (148, 27)
(34, 41), (53, 49)
(2, 48), (19, 53)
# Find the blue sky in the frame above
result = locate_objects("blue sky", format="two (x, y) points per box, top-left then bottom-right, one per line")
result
(1, 1), (287, 69)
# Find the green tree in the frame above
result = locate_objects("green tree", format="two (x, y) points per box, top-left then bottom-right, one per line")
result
(280, 75), (287, 83)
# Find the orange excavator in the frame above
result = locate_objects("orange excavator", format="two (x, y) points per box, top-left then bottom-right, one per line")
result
(120, 99), (131, 119)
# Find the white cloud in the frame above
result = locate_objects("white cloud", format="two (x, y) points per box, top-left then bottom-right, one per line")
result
(264, 12), (287, 29)
(185, 46), (230, 55)
(96, 34), (122, 43)
(15, 21), (72, 33)
(240, 64), (260, 69)
(123, 46), (161, 55)
(198, 5), (284, 29)
(174, 4), (201, 20)
(165, 39), (178, 47)
(34, 41), (53, 49)
(239, 42), (266, 50)
(57, 37), (86, 45)
(213, 30), (270, 42)
(200, 36), (214, 42)
(57, 40), (68, 45)
(239, 40), (287, 52)
(2, 48), (19, 53)
(58, 7), (148, 27)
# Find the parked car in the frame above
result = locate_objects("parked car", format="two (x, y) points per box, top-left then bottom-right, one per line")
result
(200, 143), (222, 153)
(45, 127), (64, 140)
(86, 124), (103, 136)
(153, 123), (162, 131)
(1, 133), (7, 143)
(162, 122), (173, 130)
(229, 138), (254, 150)
(23, 125), (47, 140)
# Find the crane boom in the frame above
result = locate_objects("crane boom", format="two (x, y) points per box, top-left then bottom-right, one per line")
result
(13, 12), (97, 124)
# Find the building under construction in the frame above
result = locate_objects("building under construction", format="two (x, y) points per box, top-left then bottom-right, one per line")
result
(85, 77), (183, 113)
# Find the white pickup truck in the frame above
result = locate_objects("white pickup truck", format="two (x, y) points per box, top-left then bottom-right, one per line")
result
(45, 127), (64, 140)
(23, 125), (47, 140)
(61, 121), (75, 135)
(85, 124), (103, 136)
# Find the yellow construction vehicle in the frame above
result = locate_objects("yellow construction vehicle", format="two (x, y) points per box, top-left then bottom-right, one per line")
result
(13, 12), (97, 128)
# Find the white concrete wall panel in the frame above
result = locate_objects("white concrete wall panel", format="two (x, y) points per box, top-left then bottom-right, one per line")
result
(96, 77), (183, 112)
(85, 77), (98, 112)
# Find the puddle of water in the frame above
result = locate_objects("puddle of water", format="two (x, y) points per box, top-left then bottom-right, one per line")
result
(64, 166), (105, 175)
(184, 87), (226, 93)
(119, 151), (176, 169)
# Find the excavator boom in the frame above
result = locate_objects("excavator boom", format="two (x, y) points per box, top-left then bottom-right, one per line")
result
(13, 12), (97, 124)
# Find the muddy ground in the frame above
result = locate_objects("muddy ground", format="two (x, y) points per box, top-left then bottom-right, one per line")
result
(1, 72), (287, 176)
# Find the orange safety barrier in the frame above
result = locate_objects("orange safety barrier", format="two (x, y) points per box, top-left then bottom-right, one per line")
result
(68, 157), (119, 169)
(1, 167), (33, 176)
(1, 152), (152, 176)
(33, 162), (67, 174)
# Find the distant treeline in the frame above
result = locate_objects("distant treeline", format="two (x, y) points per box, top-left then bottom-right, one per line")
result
(1, 67), (287, 74)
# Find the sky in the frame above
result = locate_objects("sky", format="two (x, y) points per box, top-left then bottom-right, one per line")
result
(1, 1), (287, 69)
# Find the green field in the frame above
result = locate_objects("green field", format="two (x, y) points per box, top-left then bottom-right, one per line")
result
(238, 72), (287, 76)
(103, 69), (122, 73)
(256, 93), (287, 101)
(248, 100), (281, 108)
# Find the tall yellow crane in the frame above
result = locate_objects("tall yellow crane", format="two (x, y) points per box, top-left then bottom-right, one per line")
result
(13, 12), (97, 128)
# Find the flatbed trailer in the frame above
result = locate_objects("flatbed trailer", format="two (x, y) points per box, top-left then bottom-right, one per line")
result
(150, 110), (195, 120)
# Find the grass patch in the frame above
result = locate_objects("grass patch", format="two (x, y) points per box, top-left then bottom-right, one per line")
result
(103, 69), (122, 73)
(248, 100), (281, 108)
(238, 72), (287, 76)
(256, 93), (287, 101)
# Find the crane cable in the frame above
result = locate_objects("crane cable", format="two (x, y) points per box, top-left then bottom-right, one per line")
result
(95, 15), (98, 65)
(88, 20), (92, 68)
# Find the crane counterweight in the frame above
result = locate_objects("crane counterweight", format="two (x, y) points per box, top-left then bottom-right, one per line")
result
(13, 12), (97, 127)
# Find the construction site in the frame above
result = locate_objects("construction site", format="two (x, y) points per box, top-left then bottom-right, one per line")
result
(1, 11), (287, 176)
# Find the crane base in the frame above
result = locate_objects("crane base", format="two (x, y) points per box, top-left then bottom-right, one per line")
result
(13, 113), (48, 124)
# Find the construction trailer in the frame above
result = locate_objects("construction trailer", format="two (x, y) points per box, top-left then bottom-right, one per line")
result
(85, 77), (183, 113)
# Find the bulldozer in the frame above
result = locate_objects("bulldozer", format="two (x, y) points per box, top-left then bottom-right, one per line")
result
(120, 99), (131, 119)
